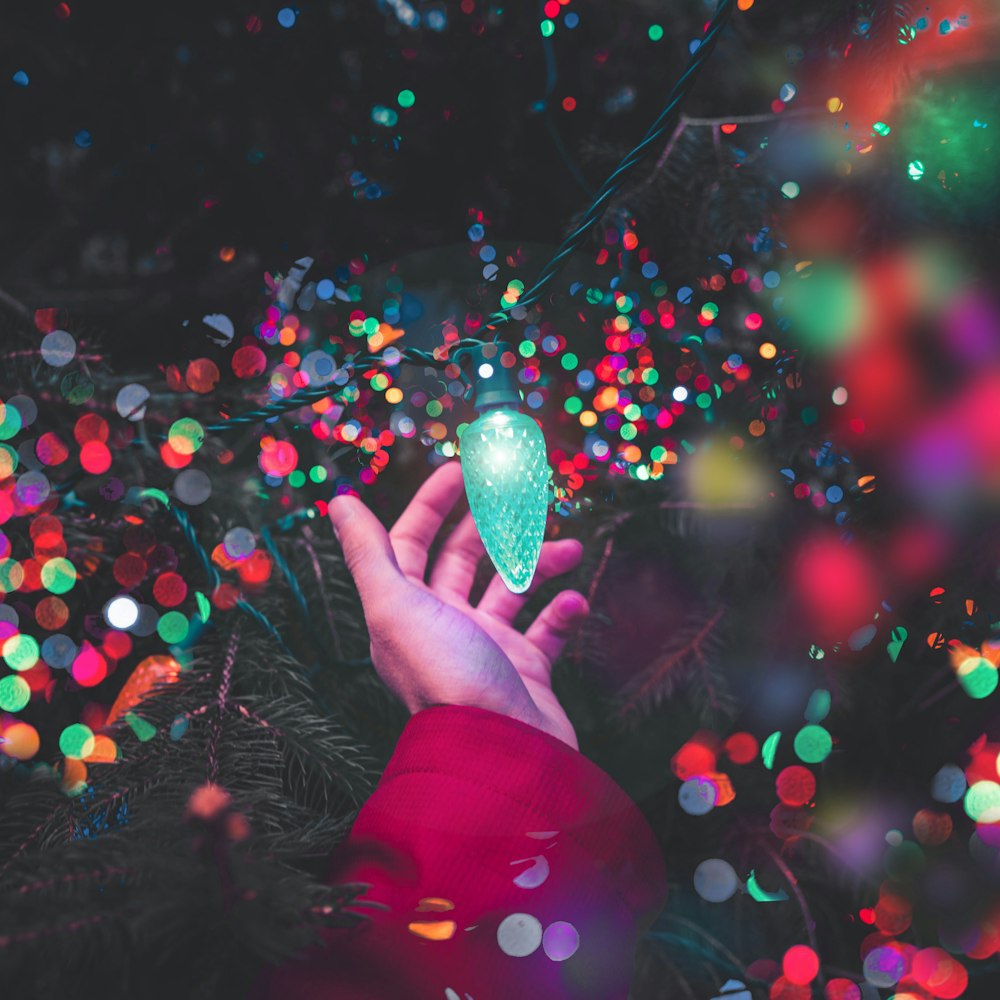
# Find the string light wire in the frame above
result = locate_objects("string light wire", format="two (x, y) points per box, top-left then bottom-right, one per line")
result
(212, 0), (735, 427)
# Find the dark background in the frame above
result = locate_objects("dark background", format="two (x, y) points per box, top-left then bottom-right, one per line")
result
(0, 0), (813, 363)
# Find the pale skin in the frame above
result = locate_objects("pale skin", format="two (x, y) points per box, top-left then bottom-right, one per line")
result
(327, 462), (589, 749)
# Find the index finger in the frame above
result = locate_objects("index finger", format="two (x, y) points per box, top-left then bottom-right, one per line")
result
(389, 462), (466, 580)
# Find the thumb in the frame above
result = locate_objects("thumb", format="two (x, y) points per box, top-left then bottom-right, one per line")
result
(328, 495), (402, 602)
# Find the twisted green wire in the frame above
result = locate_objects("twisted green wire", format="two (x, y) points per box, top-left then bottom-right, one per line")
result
(212, 0), (735, 427)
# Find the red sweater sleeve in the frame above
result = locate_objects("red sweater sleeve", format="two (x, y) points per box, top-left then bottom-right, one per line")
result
(258, 704), (667, 1000)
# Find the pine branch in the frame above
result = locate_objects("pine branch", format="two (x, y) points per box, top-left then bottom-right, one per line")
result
(616, 606), (730, 719)
(235, 692), (376, 807)
(0, 618), (377, 996)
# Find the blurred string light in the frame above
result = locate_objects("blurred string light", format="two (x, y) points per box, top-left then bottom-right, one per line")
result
(104, 595), (140, 630)
(206, 0), (737, 590)
(383, 0), (419, 29)
(482, 0), (735, 327)
(536, 0), (591, 194)
(898, 84), (999, 207)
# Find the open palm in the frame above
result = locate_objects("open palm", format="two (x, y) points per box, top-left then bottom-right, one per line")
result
(327, 463), (588, 748)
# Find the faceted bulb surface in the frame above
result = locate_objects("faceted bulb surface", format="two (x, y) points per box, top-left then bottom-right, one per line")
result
(460, 407), (550, 593)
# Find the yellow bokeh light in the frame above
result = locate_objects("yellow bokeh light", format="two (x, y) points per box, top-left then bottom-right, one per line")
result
(416, 897), (455, 912)
(594, 386), (619, 412)
(407, 920), (456, 941)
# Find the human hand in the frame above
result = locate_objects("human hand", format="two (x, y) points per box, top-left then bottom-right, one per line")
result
(327, 463), (588, 748)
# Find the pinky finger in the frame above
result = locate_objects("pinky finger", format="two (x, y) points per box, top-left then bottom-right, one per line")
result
(523, 590), (589, 663)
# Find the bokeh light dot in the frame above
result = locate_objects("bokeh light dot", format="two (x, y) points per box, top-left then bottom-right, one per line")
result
(71, 642), (108, 686)
(105, 595), (140, 630)
(931, 764), (966, 803)
(693, 858), (739, 902)
(912, 808), (953, 847)
(40, 556), (76, 594)
(157, 611), (189, 644)
(174, 468), (212, 505)
(79, 440), (112, 474)
(41, 633), (76, 668)
(724, 732), (758, 764)
(115, 383), (150, 421)
(40, 330), (76, 367)
(0, 404), (22, 441)
(783, 945), (820, 985)
(73, 414), (108, 446)
(956, 656), (998, 699)
(4, 633), (40, 671)
(824, 980), (861, 1000)
(965, 780), (1000, 823)
(168, 418), (205, 456)
(862, 945), (904, 987)
(185, 358), (220, 394)
(776, 765), (816, 806)
(497, 913), (543, 957)
(223, 527), (256, 560)
(794, 724), (832, 763)
(153, 572), (187, 608)
(542, 921), (580, 962)
(233, 345), (267, 378)
(2, 721), (40, 760)
(0, 674), (30, 711)
(911, 948), (967, 999)
(678, 776), (717, 815)
(59, 723), (95, 760)
(259, 438), (298, 477)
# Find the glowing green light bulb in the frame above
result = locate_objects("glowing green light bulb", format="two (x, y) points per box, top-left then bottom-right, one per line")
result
(460, 345), (550, 593)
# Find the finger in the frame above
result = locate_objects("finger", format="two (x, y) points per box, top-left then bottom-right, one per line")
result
(388, 463), (465, 580)
(428, 512), (486, 603)
(523, 590), (590, 663)
(477, 538), (584, 623)
(328, 495), (404, 608)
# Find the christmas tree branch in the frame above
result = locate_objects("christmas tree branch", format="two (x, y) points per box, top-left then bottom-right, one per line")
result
(617, 605), (726, 717)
